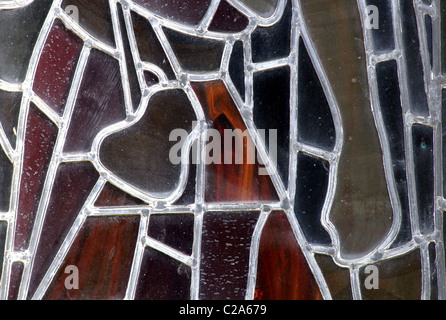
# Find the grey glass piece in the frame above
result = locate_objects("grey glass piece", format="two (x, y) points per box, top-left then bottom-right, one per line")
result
(442, 89), (446, 199)
(365, 0), (395, 53)
(425, 14), (433, 69)
(0, 148), (12, 212)
(429, 242), (438, 300)
(0, 90), (21, 149)
(229, 41), (245, 101)
(163, 27), (225, 73)
(0, 0), (53, 83)
(237, 0), (279, 18)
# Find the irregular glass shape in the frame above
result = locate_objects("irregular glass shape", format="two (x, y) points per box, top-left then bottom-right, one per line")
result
(315, 254), (352, 300)
(0, 221), (6, 279)
(0, 147), (12, 212)
(237, 0), (279, 19)
(94, 183), (145, 207)
(229, 41), (245, 101)
(8, 262), (24, 300)
(208, 1), (249, 33)
(365, 0), (395, 53)
(0, 90), (21, 149)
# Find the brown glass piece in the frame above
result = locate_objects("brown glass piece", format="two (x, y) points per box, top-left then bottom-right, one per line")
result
(99, 89), (197, 196)
(135, 247), (191, 300)
(33, 19), (83, 116)
(359, 249), (422, 300)
(61, 0), (115, 47)
(63, 49), (126, 153)
(301, 0), (393, 259)
(191, 80), (279, 202)
(132, 0), (212, 26)
(199, 211), (259, 300)
(28, 162), (99, 299)
(15, 104), (58, 251)
(94, 182), (145, 207)
(43, 215), (140, 300)
(255, 211), (322, 300)
(314, 254), (352, 300)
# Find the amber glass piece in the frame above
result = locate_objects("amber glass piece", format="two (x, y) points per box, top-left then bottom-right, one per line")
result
(191, 80), (279, 203)
(100, 89), (196, 196)
(63, 49), (126, 153)
(8, 262), (24, 300)
(0, 147), (12, 212)
(28, 162), (99, 298)
(200, 211), (259, 300)
(301, 0), (393, 259)
(0, 90), (21, 149)
(315, 254), (352, 300)
(135, 247), (191, 300)
(237, 0), (279, 18)
(148, 214), (195, 256)
(43, 215), (140, 300)
(33, 19), (83, 115)
(255, 211), (322, 300)
(208, 1), (249, 33)
(15, 104), (58, 251)
(94, 183), (145, 207)
(0, 0), (53, 82)
(359, 249), (422, 300)
(131, 11), (176, 80)
(61, 0), (115, 47)
(132, 0), (212, 26)
(163, 28), (225, 73)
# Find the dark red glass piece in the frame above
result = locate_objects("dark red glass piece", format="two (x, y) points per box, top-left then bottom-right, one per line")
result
(63, 49), (126, 153)
(8, 262), (24, 300)
(191, 80), (279, 202)
(132, 0), (212, 26)
(94, 182), (145, 207)
(28, 162), (99, 299)
(255, 211), (322, 300)
(15, 104), (58, 251)
(135, 247), (191, 300)
(43, 215), (140, 300)
(208, 1), (249, 33)
(199, 211), (259, 300)
(33, 19), (83, 115)
(148, 214), (195, 255)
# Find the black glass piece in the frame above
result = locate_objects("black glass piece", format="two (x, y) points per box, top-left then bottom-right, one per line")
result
(365, 0), (395, 53)
(400, 0), (429, 116)
(425, 14), (433, 69)
(375, 60), (411, 247)
(0, 221), (6, 280)
(412, 124), (434, 235)
(117, 4), (141, 112)
(0, 90), (21, 149)
(429, 242), (438, 300)
(131, 11), (176, 80)
(163, 28), (225, 73)
(294, 153), (331, 245)
(0, 148), (12, 212)
(62, 0), (115, 47)
(0, 0), (53, 82)
(229, 41), (245, 101)
(148, 214), (195, 255)
(297, 37), (336, 151)
(251, 0), (292, 63)
(253, 67), (290, 187)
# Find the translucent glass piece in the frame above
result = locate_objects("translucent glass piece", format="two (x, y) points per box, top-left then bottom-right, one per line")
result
(173, 158), (196, 206)
(147, 214), (195, 255)
(200, 211), (259, 300)
(163, 28), (225, 73)
(294, 153), (331, 245)
(0, 90), (21, 149)
(255, 211), (322, 300)
(100, 89), (196, 196)
(0, 0), (53, 82)
(63, 49), (126, 153)
(237, 0), (279, 19)
(301, 0), (393, 259)
(359, 249), (422, 300)
(365, 0), (395, 53)
(135, 247), (191, 300)
(208, 0), (249, 33)
(28, 162), (99, 299)
(412, 124), (434, 235)
(43, 215), (140, 300)
(15, 104), (58, 251)
(251, 0), (292, 63)
(33, 19), (84, 115)
(315, 254), (352, 300)
(61, 0), (115, 47)
(253, 66), (290, 187)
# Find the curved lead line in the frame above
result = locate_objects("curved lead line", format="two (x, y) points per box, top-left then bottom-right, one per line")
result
(357, 0), (403, 256)
(0, 0), (33, 10)
(227, 0), (287, 27)
(198, 0), (222, 32)
(0, 79), (23, 92)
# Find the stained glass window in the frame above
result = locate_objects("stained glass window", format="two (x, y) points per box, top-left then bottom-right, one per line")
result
(0, 0), (444, 302)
